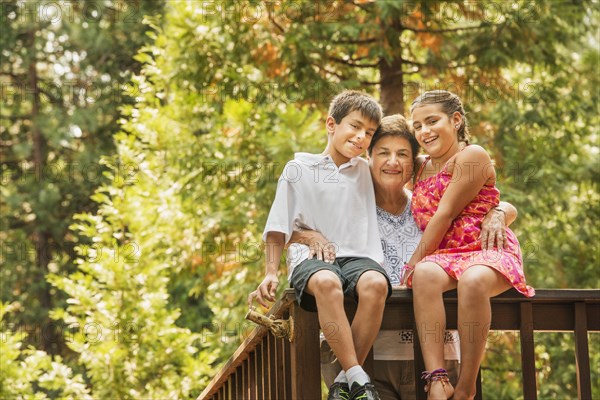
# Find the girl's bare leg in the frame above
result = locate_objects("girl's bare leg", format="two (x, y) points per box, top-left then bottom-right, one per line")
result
(454, 265), (511, 400)
(413, 262), (457, 399)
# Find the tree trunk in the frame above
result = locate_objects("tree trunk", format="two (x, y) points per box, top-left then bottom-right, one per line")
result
(379, 18), (405, 115)
(379, 56), (405, 115)
(29, 33), (58, 354)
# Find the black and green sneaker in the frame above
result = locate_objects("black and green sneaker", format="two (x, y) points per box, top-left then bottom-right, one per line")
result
(349, 382), (380, 400)
(327, 382), (351, 400)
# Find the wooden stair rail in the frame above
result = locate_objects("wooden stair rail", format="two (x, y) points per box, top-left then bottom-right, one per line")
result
(199, 288), (600, 400)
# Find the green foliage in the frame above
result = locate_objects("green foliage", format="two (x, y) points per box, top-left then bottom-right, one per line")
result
(0, 303), (91, 399)
(2, 0), (597, 397)
(47, 179), (214, 397)
(489, 33), (600, 289)
(1, 0), (165, 354)
(482, 332), (600, 399)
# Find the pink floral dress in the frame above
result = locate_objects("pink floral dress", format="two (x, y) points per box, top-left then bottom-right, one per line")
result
(411, 156), (535, 297)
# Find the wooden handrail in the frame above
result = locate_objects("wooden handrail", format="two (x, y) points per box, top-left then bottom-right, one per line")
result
(198, 293), (296, 399)
(199, 288), (600, 400)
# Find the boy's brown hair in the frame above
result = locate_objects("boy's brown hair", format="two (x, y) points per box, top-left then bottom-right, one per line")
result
(328, 90), (383, 125)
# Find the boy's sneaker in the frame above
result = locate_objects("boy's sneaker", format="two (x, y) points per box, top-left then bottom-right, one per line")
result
(327, 382), (350, 400)
(349, 382), (380, 400)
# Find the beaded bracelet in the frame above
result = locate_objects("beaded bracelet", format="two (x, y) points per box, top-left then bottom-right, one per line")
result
(401, 263), (415, 287)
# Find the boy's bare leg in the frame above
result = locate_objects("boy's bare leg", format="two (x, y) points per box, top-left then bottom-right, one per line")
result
(305, 270), (359, 370)
(412, 262), (457, 399)
(350, 270), (389, 364)
(454, 265), (510, 400)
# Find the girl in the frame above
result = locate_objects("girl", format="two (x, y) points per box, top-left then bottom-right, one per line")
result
(402, 91), (534, 400)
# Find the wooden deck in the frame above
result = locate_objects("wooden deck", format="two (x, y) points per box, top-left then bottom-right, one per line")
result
(199, 288), (600, 399)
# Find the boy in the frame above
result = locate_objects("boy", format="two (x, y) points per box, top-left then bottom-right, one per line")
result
(248, 91), (391, 400)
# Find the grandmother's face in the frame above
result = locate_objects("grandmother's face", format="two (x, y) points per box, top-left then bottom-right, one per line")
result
(368, 136), (414, 192)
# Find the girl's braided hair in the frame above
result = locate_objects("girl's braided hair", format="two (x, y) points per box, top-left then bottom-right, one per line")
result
(410, 90), (470, 144)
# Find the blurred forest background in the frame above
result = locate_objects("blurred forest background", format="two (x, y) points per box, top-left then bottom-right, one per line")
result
(1, 0), (598, 398)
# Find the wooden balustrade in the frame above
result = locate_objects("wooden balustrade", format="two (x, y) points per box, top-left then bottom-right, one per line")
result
(199, 288), (600, 400)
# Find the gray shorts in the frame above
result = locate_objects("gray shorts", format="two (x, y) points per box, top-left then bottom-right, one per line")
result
(290, 256), (391, 312)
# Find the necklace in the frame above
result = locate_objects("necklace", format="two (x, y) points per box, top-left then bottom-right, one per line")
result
(380, 193), (408, 216)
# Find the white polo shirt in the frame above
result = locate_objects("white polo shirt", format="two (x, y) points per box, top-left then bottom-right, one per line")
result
(263, 152), (384, 278)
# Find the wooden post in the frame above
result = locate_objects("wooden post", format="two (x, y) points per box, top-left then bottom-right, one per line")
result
(276, 337), (286, 399)
(474, 369), (483, 400)
(284, 335), (292, 399)
(248, 352), (256, 399)
(289, 302), (321, 399)
(267, 333), (275, 399)
(520, 302), (537, 400)
(241, 361), (247, 395)
(414, 328), (427, 400)
(574, 302), (592, 400)
(255, 342), (263, 399)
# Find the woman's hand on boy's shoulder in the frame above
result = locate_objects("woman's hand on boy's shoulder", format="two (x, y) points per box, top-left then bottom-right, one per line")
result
(307, 235), (336, 264)
(290, 229), (336, 263)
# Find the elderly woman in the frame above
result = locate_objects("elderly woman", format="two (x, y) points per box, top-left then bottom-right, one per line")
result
(292, 115), (516, 400)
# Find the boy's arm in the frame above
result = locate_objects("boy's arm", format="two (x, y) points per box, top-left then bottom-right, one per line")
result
(289, 229), (336, 263)
(248, 231), (285, 308)
(480, 201), (518, 250)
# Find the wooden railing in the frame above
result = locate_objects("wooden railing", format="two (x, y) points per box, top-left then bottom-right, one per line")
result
(199, 288), (600, 400)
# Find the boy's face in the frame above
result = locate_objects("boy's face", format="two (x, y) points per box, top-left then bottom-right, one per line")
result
(326, 110), (379, 163)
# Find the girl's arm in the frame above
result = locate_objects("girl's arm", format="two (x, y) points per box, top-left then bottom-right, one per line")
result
(407, 145), (495, 266)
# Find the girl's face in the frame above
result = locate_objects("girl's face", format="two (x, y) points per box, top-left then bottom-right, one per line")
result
(411, 104), (461, 159)
(368, 136), (414, 191)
